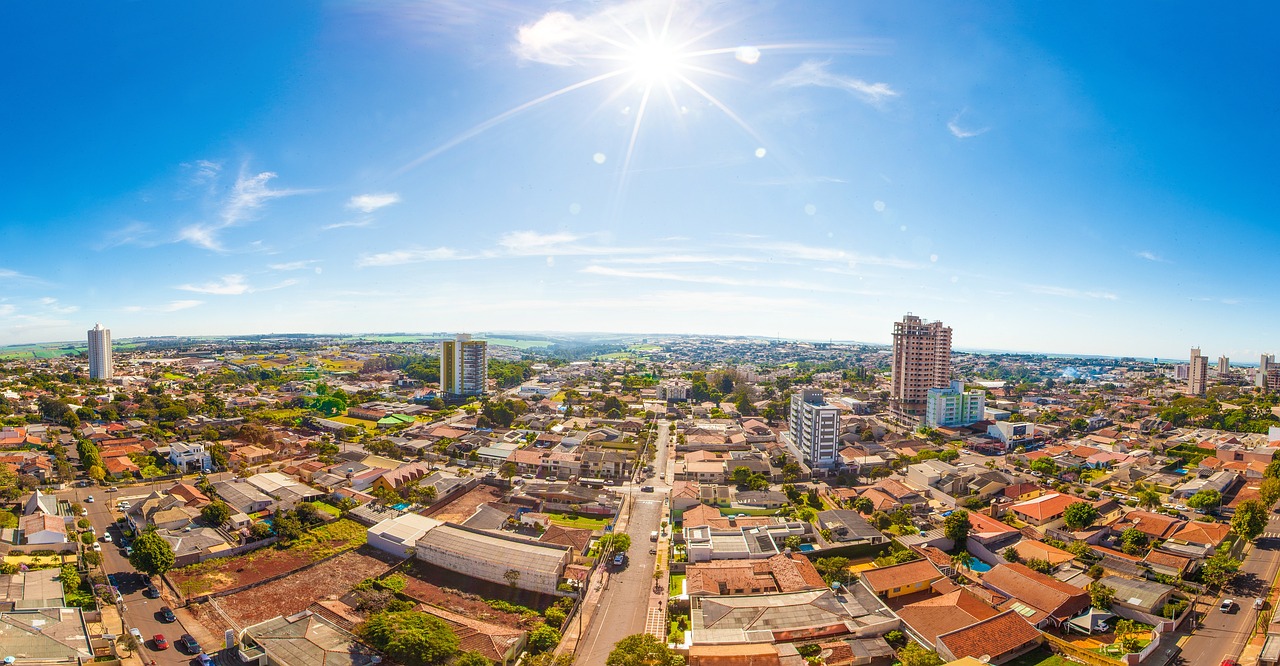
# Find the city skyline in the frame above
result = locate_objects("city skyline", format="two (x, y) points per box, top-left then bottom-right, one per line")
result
(3, 2), (1279, 359)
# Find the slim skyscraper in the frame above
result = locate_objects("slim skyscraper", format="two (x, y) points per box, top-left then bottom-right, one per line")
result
(788, 388), (839, 469)
(1188, 347), (1208, 396)
(1259, 354), (1275, 389)
(87, 323), (112, 380)
(441, 334), (487, 397)
(1218, 356), (1230, 374)
(891, 314), (952, 422)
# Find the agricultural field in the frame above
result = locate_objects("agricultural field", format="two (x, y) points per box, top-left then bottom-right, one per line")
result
(169, 519), (367, 595)
(478, 337), (553, 349)
(214, 547), (399, 626)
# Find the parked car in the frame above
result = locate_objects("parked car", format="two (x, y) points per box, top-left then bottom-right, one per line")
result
(159, 607), (176, 623)
(129, 628), (144, 646)
(640, 486), (655, 492)
(145, 583), (161, 599)
(91, 543), (101, 552)
(1256, 598), (1266, 610)
(85, 495), (94, 503)
(152, 635), (169, 650)
(612, 553), (625, 567)
(197, 654), (213, 666)
(1221, 598), (1235, 612)
(102, 533), (112, 543)
(179, 634), (201, 654)
(107, 486), (119, 492)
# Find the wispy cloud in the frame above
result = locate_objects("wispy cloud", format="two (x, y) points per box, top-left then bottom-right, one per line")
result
(38, 297), (79, 315)
(355, 247), (470, 268)
(175, 274), (298, 295)
(774, 60), (898, 106)
(322, 218), (375, 231)
(0, 268), (35, 280)
(498, 230), (653, 257)
(268, 260), (320, 272)
(1136, 250), (1170, 263)
(738, 240), (923, 270)
(947, 115), (989, 139)
(0, 304), (15, 316)
(1025, 284), (1119, 301)
(347, 193), (400, 213)
(123, 300), (204, 313)
(178, 167), (313, 251)
(580, 265), (882, 295)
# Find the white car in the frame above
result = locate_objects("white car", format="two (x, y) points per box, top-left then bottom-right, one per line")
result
(1176, 504), (1188, 511)
(1221, 599), (1235, 612)
(91, 543), (101, 552)
(102, 533), (112, 543)
(85, 496), (94, 503)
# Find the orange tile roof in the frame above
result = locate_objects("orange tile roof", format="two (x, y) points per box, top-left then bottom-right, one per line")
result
(1010, 493), (1076, 521)
(1112, 510), (1185, 540)
(897, 589), (1001, 646)
(937, 610), (1042, 661)
(1169, 521), (1231, 547)
(1011, 539), (1075, 565)
(861, 559), (944, 594)
(981, 563), (1089, 623)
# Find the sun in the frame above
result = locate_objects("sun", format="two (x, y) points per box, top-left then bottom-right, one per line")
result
(622, 40), (684, 83)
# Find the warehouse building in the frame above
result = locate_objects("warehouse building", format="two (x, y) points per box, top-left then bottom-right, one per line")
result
(414, 524), (573, 596)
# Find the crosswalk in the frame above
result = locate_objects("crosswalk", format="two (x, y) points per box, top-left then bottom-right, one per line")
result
(1262, 532), (1280, 539)
(644, 607), (667, 640)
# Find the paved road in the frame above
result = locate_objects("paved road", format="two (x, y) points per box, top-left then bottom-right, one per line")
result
(58, 482), (221, 666)
(1180, 510), (1280, 666)
(575, 421), (673, 663)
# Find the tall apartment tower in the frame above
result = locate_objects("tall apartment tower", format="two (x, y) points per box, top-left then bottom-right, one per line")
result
(1218, 356), (1230, 374)
(788, 388), (839, 469)
(87, 323), (113, 380)
(891, 314), (953, 422)
(1259, 354), (1276, 389)
(1188, 347), (1208, 396)
(441, 334), (487, 397)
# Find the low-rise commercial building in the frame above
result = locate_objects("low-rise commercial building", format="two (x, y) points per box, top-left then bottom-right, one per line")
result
(414, 524), (573, 596)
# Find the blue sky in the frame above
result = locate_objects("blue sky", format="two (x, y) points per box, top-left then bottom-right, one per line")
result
(2, 1), (1278, 360)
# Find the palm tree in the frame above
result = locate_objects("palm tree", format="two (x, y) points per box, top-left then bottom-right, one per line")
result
(951, 550), (971, 574)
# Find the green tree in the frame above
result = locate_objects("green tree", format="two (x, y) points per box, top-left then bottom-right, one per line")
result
(1260, 477), (1280, 507)
(897, 642), (944, 666)
(1025, 558), (1053, 574)
(521, 655), (575, 666)
(129, 529), (176, 576)
(1232, 499), (1269, 541)
(1063, 501), (1100, 530)
(499, 462), (518, 483)
(942, 509), (970, 547)
(730, 466), (753, 486)
(526, 624), (561, 654)
(1003, 547), (1022, 563)
(1136, 488), (1162, 511)
(599, 533), (632, 553)
(1119, 527), (1148, 555)
(606, 634), (685, 666)
(452, 653), (492, 666)
(851, 496), (873, 514)
(1088, 581), (1115, 610)
(1265, 458), (1280, 480)
(201, 501), (231, 526)
(1187, 489), (1222, 512)
(813, 557), (852, 585)
(59, 564), (81, 593)
(1202, 550), (1242, 588)
(249, 521), (274, 541)
(1029, 458), (1057, 477)
(360, 610), (460, 666)
(784, 535), (803, 551)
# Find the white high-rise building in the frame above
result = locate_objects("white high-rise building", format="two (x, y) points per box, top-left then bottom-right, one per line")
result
(1259, 355), (1276, 389)
(441, 334), (487, 397)
(1218, 356), (1230, 374)
(924, 381), (987, 428)
(788, 388), (839, 469)
(87, 323), (112, 380)
(1189, 347), (1208, 396)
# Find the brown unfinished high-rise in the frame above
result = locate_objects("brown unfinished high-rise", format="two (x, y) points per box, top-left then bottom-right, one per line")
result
(891, 314), (952, 423)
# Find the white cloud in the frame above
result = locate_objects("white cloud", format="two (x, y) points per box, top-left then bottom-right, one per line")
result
(497, 230), (652, 257)
(347, 193), (401, 213)
(269, 260), (319, 271)
(1136, 250), (1170, 263)
(580, 265), (881, 295)
(1025, 284), (1119, 301)
(322, 218), (375, 231)
(947, 117), (989, 139)
(0, 268), (34, 280)
(741, 241), (922, 269)
(177, 167), (313, 251)
(124, 300), (204, 313)
(514, 11), (593, 65)
(38, 297), (79, 315)
(355, 247), (469, 268)
(174, 274), (299, 295)
(0, 304), (14, 316)
(774, 60), (899, 106)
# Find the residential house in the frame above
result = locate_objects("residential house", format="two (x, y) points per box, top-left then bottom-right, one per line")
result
(213, 479), (276, 515)
(20, 514), (66, 545)
(688, 588), (899, 645)
(169, 441), (212, 472)
(817, 510), (890, 545)
(1109, 511), (1185, 542)
(860, 560), (945, 599)
(979, 563), (1089, 628)
(1099, 576), (1176, 619)
(370, 462), (432, 495)
(165, 482), (211, 508)
(896, 588), (1000, 649)
(935, 610), (1043, 665)
(684, 553), (828, 597)
(1008, 493), (1076, 527)
(237, 611), (379, 666)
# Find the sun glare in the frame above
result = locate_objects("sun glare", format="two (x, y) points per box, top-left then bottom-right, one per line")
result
(623, 40), (683, 82)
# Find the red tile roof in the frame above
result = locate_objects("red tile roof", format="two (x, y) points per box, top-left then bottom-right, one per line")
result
(897, 589), (1001, 647)
(861, 559), (944, 594)
(937, 610), (1043, 662)
(981, 563), (1089, 624)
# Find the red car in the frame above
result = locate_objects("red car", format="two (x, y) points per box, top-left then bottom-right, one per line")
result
(1222, 659), (1239, 666)
(152, 635), (169, 650)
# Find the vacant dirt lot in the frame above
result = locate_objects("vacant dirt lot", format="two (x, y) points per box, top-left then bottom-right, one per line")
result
(399, 560), (549, 630)
(169, 519), (367, 595)
(426, 484), (505, 523)
(216, 546), (400, 627)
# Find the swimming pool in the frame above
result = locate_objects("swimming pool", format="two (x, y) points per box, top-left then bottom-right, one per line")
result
(967, 557), (992, 572)
(798, 544), (816, 552)
(392, 503), (410, 511)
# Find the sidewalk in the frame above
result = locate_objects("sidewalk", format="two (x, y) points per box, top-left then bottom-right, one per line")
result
(555, 494), (634, 656)
(99, 604), (145, 666)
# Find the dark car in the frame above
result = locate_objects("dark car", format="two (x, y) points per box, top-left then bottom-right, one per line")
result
(152, 635), (169, 650)
(640, 485), (655, 492)
(179, 634), (201, 654)
(145, 583), (161, 599)
(159, 607), (176, 623)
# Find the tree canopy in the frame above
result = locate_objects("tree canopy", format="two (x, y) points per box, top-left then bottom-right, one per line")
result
(1063, 501), (1100, 530)
(942, 509), (970, 546)
(606, 634), (685, 666)
(360, 610), (459, 666)
(129, 529), (176, 576)
(1232, 499), (1269, 541)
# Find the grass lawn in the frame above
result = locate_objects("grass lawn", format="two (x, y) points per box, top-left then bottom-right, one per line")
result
(718, 507), (784, 517)
(669, 573), (685, 595)
(1003, 648), (1072, 666)
(162, 372), (189, 381)
(284, 518), (367, 559)
(255, 407), (308, 421)
(327, 415), (378, 430)
(599, 440), (641, 451)
(313, 502), (342, 517)
(545, 512), (612, 531)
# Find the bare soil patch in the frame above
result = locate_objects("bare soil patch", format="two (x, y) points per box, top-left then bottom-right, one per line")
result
(216, 546), (401, 627)
(425, 484), (505, 522)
